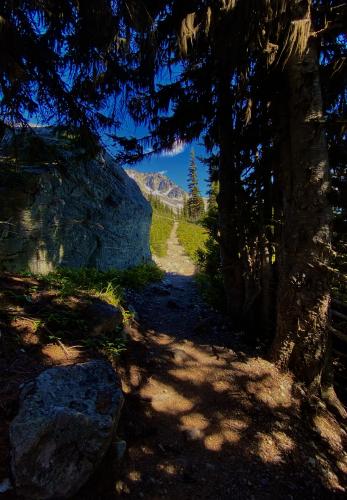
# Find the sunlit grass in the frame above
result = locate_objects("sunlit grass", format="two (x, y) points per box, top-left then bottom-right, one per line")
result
(29, 263), (164, 296)
(177, 220), (208, 262)
(150, 211), (174, 257)
(16, 263), (163, 360)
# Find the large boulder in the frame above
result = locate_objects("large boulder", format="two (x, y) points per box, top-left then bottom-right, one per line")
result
(0, 127), (152, 273)
(10, 360), (124, 499)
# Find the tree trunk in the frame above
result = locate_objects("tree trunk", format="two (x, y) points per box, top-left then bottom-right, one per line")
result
(271, 40), (332, 392)
(260, 160), (275, 339)
(217, 79), (245, 326)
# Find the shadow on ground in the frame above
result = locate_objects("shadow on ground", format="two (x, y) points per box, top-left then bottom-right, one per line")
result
(77, 270), (347, 500)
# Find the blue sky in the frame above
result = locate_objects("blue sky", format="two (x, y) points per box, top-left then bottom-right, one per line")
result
(102, 59), (210, 196)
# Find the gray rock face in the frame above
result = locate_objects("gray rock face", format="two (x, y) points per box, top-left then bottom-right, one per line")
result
(10, 360), (124, 499)
(0, 127), (152, 273)
(125, 168), (187, 213)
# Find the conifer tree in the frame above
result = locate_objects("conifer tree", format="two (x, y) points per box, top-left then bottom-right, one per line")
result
(187, 149), (204, 222)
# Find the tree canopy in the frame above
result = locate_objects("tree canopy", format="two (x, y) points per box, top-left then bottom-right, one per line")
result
(1, 0), (346, 405)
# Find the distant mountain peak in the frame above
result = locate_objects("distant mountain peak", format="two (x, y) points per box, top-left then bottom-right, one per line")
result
(125, 169), (187, 212)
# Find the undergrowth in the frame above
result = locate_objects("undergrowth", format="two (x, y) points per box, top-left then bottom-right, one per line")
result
(177, 220), (208, 262)
(29, 262), (164, 297)
(15, 263), (163, 360)
(150, 210), (174, 257)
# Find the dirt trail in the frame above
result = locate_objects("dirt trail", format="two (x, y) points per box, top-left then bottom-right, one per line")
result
(153, 221), (195, 276)
(79, 224), (347, 499)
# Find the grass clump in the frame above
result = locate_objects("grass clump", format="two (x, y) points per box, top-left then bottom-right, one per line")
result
(177, 220), (208, 262)
(120, 262), (164, 288)
(37, 262), (163, 298)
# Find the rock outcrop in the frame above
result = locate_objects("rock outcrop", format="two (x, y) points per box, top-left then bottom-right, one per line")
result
(125, 168), (208, 213)
(10, 360), (124, 499)
(125, 168), (188, 212)
(0, 127), (152, 273)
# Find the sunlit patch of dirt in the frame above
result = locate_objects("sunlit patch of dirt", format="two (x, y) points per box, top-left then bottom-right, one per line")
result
(113, 316), (347, 498)
(141, 378), (196, 414)
(212, 380), (231, 392)
(180, 413), (209, 430)
(231, 358), (299, 410)
(41, 344), (84, 365)
(257, 431), (295, 463)
(313, 413), (347, 455)
(124, 366), (145, 389)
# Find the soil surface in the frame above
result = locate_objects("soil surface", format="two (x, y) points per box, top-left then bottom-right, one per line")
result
(1, 224), (346, 499)
(79, 223), (347, 499)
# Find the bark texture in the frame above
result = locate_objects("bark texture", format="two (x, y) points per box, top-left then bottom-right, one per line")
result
(271, 40), (332, 391)
(217, 80), (245, 326)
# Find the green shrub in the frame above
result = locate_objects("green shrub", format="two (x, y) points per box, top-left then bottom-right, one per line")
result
(120, 262), (164, 288)
(177, 220), (208, 262)
(195, 201), (226, 311)
(195, 271), (226, 311)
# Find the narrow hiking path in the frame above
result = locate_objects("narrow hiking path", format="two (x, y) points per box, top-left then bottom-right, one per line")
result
(79, 224), (347, 499)
(153, 221), (196, 276)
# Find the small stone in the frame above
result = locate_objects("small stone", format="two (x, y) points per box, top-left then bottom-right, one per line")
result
(84, 301), (123, 336)
(10, 360), (124, 499)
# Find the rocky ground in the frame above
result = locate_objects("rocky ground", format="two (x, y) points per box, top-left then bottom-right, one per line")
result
(1, 223), (346, 499)
(78, 223), (347, 499)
